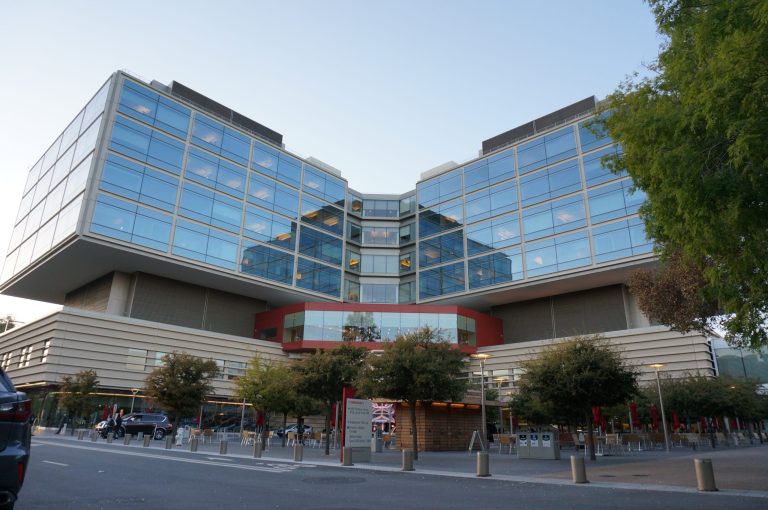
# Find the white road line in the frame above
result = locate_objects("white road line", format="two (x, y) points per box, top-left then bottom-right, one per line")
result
(42, 460), (69, 467)
(206, 457), (233, 462)
(34, 441), (303, 473)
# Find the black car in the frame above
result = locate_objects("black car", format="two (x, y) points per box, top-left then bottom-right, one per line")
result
(0, 368), (32, 509)
(97, 413), (172, 440)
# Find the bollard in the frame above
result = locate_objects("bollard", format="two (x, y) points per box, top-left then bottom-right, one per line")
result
(189, 437), (198, 452)
(124, 434), (132, 445)
(253, 441), (262, 458)
(219, 440), (228, 455)
(402, 448), (414, 471)
(342, 447), (353, 466)
(143, 435), (152, 447)
(91, 431), (98, 442)
(571, 455), (588, 484)
(77, 430), (85, 440)
(107, 432), (114, 444)
(137, 432), (144, 440)
(164, 435), (173, 449)
(476, 451), (490, 477)
(293, 443), (303, 462)
(694, 458), (718, 491)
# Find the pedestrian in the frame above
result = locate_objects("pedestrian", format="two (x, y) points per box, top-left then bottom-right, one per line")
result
(55, 414), (67, 434)
(115, 410), (124, 437)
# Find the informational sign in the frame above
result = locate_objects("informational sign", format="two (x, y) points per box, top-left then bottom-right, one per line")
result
(518, 433), (528, 446)
(344, 398), (373, 448)
(530, 433), (539, 447)
(542, 433), (552, 447)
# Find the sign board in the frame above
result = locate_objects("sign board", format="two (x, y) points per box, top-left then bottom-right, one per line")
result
(518, 433), (528, 447)
(542, 433), (552, 447)
(344, 398), (372, 448)
(530, 433), (539, 447)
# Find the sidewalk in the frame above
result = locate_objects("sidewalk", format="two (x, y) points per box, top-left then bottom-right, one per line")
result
(34, 428), (768, 496)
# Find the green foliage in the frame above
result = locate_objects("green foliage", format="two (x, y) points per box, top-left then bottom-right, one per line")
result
(602, 0), (768, 348)
(234, 355), (297, 423)
(59, 369), (99, 423)
(144, 352), (219, 434)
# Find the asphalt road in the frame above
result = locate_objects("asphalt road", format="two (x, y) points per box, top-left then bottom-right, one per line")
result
(19, 438), (765, 510)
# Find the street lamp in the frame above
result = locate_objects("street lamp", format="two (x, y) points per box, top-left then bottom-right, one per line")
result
(471, 353), (492, 451)
(649, 364), (670, 452)
(129, 388), (140, 414)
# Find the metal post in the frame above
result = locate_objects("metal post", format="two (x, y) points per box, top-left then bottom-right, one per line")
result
(239, 397), (246, 434)
(253, 440), (262, 458)
(476, 451), (490, 477)
(130, 388), (139, 414)
(219, 440), (228, 455)
(571, 455), (588, 483)
(694, 458), (718, 491)
(654, 367), (671, 452)
(402, 448), (414, 471)
(342, 447), (353, 466)
(293, 443), (303, 461)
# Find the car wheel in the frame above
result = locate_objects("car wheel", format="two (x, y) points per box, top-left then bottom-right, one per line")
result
(0, 500), (15, 509)
(154, 429), (165, 440)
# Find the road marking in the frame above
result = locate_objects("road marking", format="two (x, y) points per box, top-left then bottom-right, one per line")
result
(206, 457), (233, 462)
(42, 460), (69, 467)
(34, 441), (305, 474)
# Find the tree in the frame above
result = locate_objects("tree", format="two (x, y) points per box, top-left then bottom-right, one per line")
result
(234, 355), (291, 431)
(294, 344), (368, 454)
(59, 369), (99, 429)
(517, 336), (638, 460)
(602, 0), (768, 348)
(143, 352), (219, 440)
(356, 327), (468, 460)
(0, 315), (17, 333)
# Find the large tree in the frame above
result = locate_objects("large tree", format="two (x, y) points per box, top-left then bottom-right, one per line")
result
(234, 355), (291, 432)
(355, 327), (468, 460)
(59, 369), (99, 429)
(602, 0), (768, 348)
(517, 336), (638, 460)
(144, 352), (219, 440)
(294, 344), (368, 454)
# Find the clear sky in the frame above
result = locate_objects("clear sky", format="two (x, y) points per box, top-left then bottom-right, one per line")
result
(0, 0), (662, 324)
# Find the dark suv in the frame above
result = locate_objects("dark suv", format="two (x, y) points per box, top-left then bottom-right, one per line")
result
(116, 413), (172, 440)
(0, 368), (32, 509)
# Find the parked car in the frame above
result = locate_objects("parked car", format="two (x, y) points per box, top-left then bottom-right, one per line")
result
(96, 413), (172, 440)
(0, 367), (32, 509)
(276, 424), (313, 438)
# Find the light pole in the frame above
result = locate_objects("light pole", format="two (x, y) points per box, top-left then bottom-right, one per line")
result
(649, 364), (670, 452)
(129, 388), (140, 414)
(471, 353), (492, 451)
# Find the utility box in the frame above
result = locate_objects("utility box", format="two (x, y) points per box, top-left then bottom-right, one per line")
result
(517, 430), (560, 460)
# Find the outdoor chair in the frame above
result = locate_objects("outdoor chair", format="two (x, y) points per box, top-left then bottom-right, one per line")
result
(497, 434), (514, 454)
(287, 431), (297, 446)
(202, 428), (214, 443)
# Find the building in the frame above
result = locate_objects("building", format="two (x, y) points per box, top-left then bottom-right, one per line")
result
(0, 71), (718, 422)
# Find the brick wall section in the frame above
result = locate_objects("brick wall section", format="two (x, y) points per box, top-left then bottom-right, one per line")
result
(395, 402), (482, 451)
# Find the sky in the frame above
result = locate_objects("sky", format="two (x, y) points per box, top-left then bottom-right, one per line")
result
(0, 0), (663, 325)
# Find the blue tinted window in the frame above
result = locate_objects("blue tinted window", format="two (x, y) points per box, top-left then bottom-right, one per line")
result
(100, 154), (179, 212)
(361, 283), (398, 304)
(466, 213), (520, 256)
(583, 145), (624, 187)
(361, 226), (398, 245)
(525, 231), (591, 277)
(301, 195), (344, 236)
(303, 166), (345, 207)
(465, 180), (517, 224)
(419, 230), (464, 268)
(299, 226), (343, 265)
(109, 116), (184, 174)
(419, 261), (465, 299)
(243, 205), (296, 250)
(172, 219), (238, 270)
(588, 179), (645, 224)
(191, 114), (250, 166)
(178, 183), (242, 233)
(419, 198), (463, 238)
(468, 248), (523, 289)
(517, 138), (547, 174)
(518, 126), (577, 174)
(118, 80), (190, 138)
(240, 243), (294, 284)
(590, 216), (653, 263)
(247, 172), (299, 218)
(579, 114), (612, 152)
(91, 194), (172, 252)
(488, 149), (516, 184)
(417, 169), (461, 208)
(523, 195), (586, 241)
(296, 257), (341, 297)
(463, 160), (489, 194)
(520, 159), (581, 207)
(185, 147), (246, 198)
(251, 140), (279, 176)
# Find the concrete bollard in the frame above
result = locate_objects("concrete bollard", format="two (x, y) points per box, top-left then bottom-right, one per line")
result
(137, 432), (144, 440)
(342, 447), (353, 466)
(123, 434), (132, 445)
(694, 458), (718, 491)
(143, 435), (152, 447)
(402, 448), (414, 471)
(219, 440), (228, 455)
(164, 436), (173, 449)
(253, 441), (262, 458)
(293, 443), (303, 462)
(571, 455), (588, 484)
(77, 430), (85, 440)
(91, 431), (98, 442)
(106, 432), (114, 444)
(189, 437), (198, 452)
(476, 451), (490, 477)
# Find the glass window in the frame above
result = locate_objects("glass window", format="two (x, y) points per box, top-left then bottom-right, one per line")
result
(90, 194), (172, 252)
(100, 154), (179, 212)
(399, 252), (414, 273)
(525, 231), (591, 277)
(399, 195), (416, 216)
(298, 226), (343, 265)
(523, 195), (586, 241)
(344, 279), (360, 302)
(303, 165), (345, 207)
(72, 115), (102, 167)
(518, 126), (577, 174)
(579, 114), (612, 152)
(109, 116), (184, 174)
(399, 223), (415, 245)
(348, 192), (363, 215)
(191, 113), (250, 166)
(418, 198), (463, 238)
(419, 261), (465, 299)
(466, 213), (520, 256)
(465, 180), (518, 224)
(469, 248), (523, 289)
(51, 144), (75, 190)
(296, 257), (341, 297)
(247, 172), (299, 219)
(243, 205), (296, 250)
(172, 219), (238, 270)
(398, 281), (415, 304)
(300, 195), (344, 236)
(81, 79), (111, 134)
(361, 283), (398, 304)
(63, 154), (93, 206)
(358, 254), (399, 274)
(361, 226), (399, 246)
(419, 230), (464, 268)
(346, 248), (361, 272)
(185, 147), (246, 198)
(52, 193), (83, 247)
(58, 111), (85, 158)
(240, 242), (294, 284)
(588, 179), (646, 224)
(251, 140), (279, 176)
(276, 153), (301, 188)
(347, 221), (362, 244)
(592, 217), (652, 263)
(520, 159), (581, 207)
(118, 80), (191, 138)
(417, 169), (462, 209)
(583, 145), (624, 187)
(362, 199), (399, 218)
(178, 182), (243, 233)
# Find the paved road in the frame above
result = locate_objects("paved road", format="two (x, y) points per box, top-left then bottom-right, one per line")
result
(18, 436), (766, 510)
